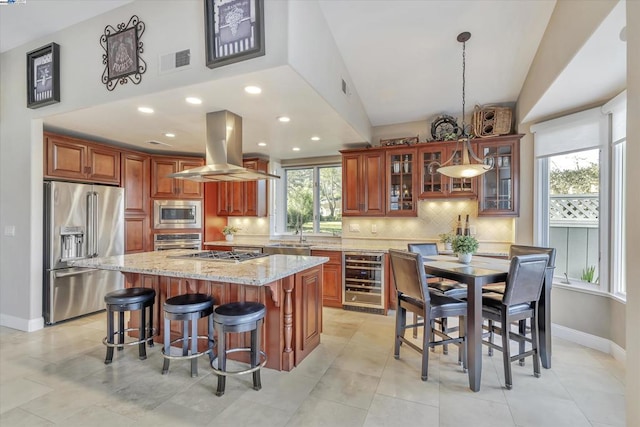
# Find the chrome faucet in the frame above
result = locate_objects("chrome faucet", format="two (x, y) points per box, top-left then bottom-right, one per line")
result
(297, 214), (306, 243)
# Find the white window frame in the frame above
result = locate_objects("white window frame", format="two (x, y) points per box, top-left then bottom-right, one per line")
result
(603, 91), (627, 298)
(276, 163), (342, 236)
(531, 107), (610, 293)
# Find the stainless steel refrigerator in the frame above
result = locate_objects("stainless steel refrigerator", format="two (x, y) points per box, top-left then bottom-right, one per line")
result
(43, 181), (124, 324)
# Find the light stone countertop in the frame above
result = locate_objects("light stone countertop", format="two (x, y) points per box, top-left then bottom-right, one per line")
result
(204, 239), (509, 257)
(69, 250), (329, 286)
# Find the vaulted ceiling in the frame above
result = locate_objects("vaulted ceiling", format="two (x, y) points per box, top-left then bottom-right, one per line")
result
(0, 0), (626, 161)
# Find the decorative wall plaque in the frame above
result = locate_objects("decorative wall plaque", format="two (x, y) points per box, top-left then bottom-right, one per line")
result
(100, 15), (147, 91)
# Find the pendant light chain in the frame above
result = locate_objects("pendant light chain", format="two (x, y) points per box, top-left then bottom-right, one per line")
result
(461, 38), (466, 134)
(430, 31), (493, 178)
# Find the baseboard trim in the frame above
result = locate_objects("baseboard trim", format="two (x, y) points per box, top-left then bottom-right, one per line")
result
(552, 322), (626, 363)
(0, 313), (44, 332)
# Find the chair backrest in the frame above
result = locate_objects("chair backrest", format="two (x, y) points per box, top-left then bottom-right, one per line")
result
(407, 243), (439, 257)
(389, 249), (430, 303)
(510, 245), (557, 290)
(510, 245), (556, 269)
(503, 254), (549, 307)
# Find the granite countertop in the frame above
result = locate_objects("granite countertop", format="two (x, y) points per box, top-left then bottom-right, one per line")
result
(69, 250), (329, 286)
(204, 239), (509, 257)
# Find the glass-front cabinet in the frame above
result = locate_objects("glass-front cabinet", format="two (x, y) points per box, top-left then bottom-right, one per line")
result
(386, 148), (417, 216)
(418, 142), (477, 199)
(477, 135), (522, 216)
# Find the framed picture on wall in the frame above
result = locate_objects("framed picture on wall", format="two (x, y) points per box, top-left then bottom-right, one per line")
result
(100, 15), (146, 91)
(26, 43), (60, 109)
(205, 0), (265, 69)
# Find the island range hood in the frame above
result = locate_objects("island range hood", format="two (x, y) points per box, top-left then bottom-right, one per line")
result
(168, 110), (280, 182)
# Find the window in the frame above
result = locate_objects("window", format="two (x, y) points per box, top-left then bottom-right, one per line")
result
(532, 93), (627, 298)
(284, 165), (341, 235)
(606, 91), (627, 297)
(547, 149), (600, 284)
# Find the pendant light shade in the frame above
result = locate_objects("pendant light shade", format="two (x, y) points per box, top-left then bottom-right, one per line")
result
(431, 32), (494, 178)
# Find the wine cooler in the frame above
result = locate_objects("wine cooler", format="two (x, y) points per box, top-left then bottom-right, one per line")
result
(343, 252), (385, 314)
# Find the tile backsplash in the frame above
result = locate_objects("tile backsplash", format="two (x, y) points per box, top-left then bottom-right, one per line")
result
(342, 200), (514, 253)
(224, 200), (514, 253)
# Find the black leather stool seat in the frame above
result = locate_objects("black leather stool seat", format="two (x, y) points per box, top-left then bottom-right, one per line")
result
(105, 287), (155, 305)
(164, 293), (214, 314)
(214, 301), (266, 325)
(212, 301), (267, 396)
(162, 293), (215, 378)
(103, 287), (156, 364)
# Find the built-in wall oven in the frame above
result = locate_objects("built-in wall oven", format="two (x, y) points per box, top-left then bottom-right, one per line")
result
(153, 200), (202, 229)
(154, 233), (202, 251)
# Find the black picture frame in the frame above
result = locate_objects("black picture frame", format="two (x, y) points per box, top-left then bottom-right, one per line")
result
(205, 0), (265, 69)
(100, 15), (147, 91)
(26, 43), (60, 109)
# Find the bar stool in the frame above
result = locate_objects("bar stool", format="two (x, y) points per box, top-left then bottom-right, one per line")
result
(162, 293), (215, 378)
(103, 287), (156, 364)
(211, 301), (267, 396)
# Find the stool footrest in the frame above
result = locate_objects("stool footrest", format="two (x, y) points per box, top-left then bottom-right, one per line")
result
(102, 327), (156, 348)
(210, 347), (267, 377)
(161, 335), (215, 361)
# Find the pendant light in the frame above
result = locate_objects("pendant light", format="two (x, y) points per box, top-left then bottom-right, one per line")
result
(430, 32), (494, 179)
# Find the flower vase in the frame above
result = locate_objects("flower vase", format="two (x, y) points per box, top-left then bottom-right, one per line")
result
(458, 253), (472, 264)
(225, 234), (234, 242)
(444, 242), (452, 251)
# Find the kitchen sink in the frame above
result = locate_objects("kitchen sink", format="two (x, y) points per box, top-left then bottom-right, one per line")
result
(263, 243), (311, 256)
(267, 243), (311, 248)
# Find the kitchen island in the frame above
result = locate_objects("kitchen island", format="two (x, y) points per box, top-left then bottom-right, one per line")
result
(70, 250), (329, 371)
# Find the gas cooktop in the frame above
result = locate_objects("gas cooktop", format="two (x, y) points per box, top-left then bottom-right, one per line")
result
(168, 250), (269, 263)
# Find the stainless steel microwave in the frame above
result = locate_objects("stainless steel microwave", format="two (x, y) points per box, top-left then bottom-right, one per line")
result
(153, 200), (202, 229)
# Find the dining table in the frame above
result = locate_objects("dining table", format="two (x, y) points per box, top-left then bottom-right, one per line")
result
(422, 254), (552, 392)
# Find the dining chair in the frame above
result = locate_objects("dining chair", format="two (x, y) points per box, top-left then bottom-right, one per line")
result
(407, 243), (467, 298)
(389, 249), (467, 381)
(407, 243), (467, 354)
(482, 253), (549, 389)
(482, 245), (557, 364)
(483, 245), (556, 294)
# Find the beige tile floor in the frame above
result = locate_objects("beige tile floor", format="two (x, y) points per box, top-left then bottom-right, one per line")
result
(0, 308), (626, 426)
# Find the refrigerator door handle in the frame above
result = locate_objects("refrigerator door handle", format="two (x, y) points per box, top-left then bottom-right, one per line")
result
(92, 191), (99, 257)
(54, 268), (100, 278)
(86, 191), (93, 259)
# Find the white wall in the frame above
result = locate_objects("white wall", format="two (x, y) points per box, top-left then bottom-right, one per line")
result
(625, 0), (639, 423)
(0, 0), (291, 329)
(286, 0), (371, 143)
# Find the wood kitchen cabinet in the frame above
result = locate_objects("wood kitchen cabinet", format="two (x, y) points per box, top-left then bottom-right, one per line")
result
(151, 156), (204, 199)
(122, 152), (150, 215)
(386, 147), (417, 216)
(44, 132), (120, 185)
(311, 250), (343, 307)
(477, 134), (522, 216)
(295, 265), (322, 365)
(215, 158), (268, 217)
(122, 152), (151, 253)
(341, 148), (385, 216)
(418, 141), (478, 199)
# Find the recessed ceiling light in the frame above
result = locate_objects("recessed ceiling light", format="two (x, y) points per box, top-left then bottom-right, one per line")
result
(257, 142), (267, 147)
(164, 133), (175, 138)
(292, 147), (300, 151)
(185, 97), (202, 105)
(244, 85), (262, 94)
(311, 136), (321, 141)
(137, 107), (154, 114)
(277, 116), (291, 123)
